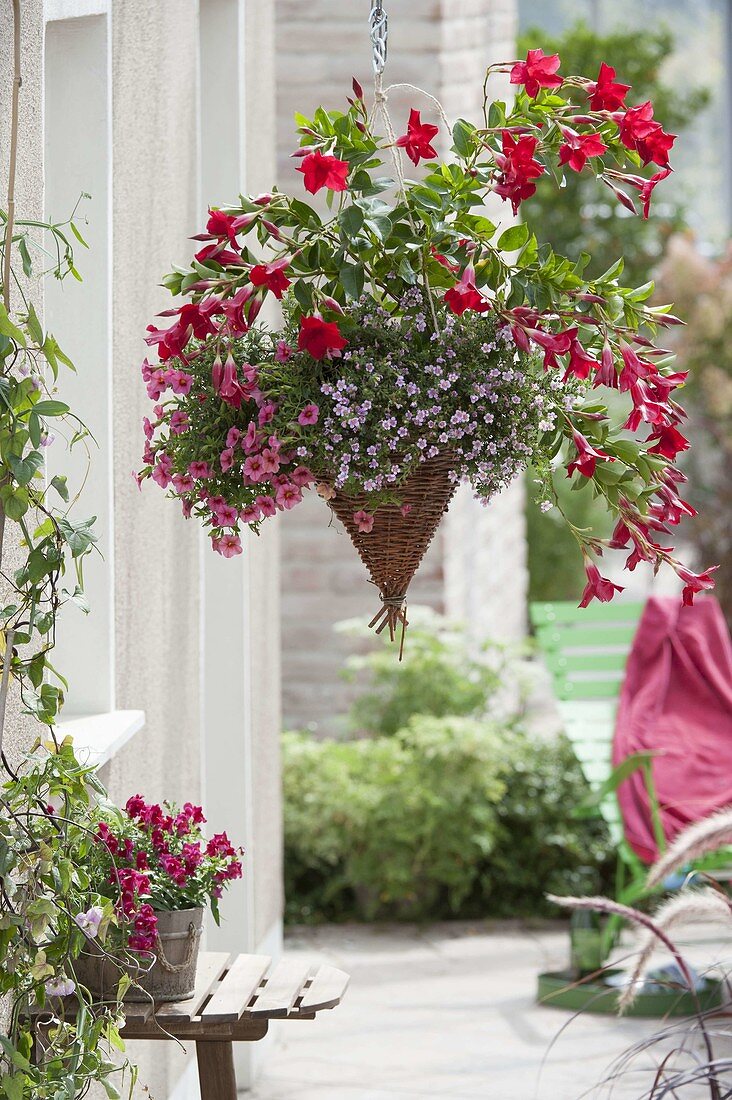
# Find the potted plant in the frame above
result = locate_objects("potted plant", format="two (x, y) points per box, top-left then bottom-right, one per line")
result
(75, 795), (243, 1002)
(137, 51), (714, 647)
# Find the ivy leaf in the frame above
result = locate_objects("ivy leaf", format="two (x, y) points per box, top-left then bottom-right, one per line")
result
(0, 305), (26, 347)
(50, 474), (69, 502)
(8, 450), (44, 486)
(57, 516), (98, 557)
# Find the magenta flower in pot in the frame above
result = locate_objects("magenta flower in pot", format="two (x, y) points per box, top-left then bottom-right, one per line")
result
(76, 795), (243, 1002)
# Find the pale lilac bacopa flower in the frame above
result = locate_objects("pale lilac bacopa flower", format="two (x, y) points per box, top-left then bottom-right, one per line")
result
(45, 974), (76, 998)
(74, 905), (104, 940)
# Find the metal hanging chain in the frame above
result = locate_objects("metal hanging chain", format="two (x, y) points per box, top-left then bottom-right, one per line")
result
(369, 1), (387, 75)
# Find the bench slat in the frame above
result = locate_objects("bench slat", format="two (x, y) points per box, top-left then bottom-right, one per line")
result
(201, 954), (271, 1023)
(152, 952), (232, 1025)
(296, 964), (350, 1014)
(248, 960), (311, 1018)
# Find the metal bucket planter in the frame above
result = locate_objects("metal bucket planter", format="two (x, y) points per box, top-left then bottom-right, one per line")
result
(75, 907), (204, 1002)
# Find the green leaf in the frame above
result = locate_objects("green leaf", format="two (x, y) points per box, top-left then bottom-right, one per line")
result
(573, 753), (656, 819)
(452, 118), (475, 158)
(18, 238), (32, 279)
(1, 488), (29, 521)
(339, 262), (365, 301)
(26, 304), (43, 346)
(338, 206), (364, 239)
(0, 304), (26, 347)
(31, 399), (69, 417)
(497, 223), (530, 252)
(1, 1073), (24, 1100)
(8, 450), (44, 486)
(50, 473), (69, 502)
(70, 220), (90, 248)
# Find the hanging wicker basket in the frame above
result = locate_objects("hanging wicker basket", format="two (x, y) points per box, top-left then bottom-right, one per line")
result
(323, 451), (458, 656)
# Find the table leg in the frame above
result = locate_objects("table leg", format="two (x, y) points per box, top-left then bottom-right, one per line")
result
(196, 1040), (237, 1100)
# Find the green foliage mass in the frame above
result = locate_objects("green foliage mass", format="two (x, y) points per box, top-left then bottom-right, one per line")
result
(519, 20), (709, 603)
(283, 617), (613, 923)
(518, 21), (709, 287)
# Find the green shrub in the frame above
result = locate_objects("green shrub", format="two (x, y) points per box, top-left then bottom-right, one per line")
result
(283, 720), (613, 923)
(342, 610), (523, 736)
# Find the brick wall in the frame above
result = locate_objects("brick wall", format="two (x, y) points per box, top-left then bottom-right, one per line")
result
(275, 0), (526, 731)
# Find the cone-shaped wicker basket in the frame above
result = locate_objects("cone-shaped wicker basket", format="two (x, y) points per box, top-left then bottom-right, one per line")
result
(324, 451), (458, 657)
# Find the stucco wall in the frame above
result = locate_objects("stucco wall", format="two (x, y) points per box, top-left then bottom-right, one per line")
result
(276, 0), (528, 731)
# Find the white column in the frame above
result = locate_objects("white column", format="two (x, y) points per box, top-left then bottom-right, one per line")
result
(44, 10), (115, 715)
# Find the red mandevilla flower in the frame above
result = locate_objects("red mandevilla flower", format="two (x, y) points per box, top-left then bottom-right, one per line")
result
(579, 560), (625, 608)
(558, 128), (607, 173)
(297, 316), (348, 361)
(493, 131), (544, 215)
(509, 48), (562, 98)
(444, 268), (490, 316)
(396, 109), (439, 166)
(296, 150), (349, 194)
(586, 62), (630, 111)
(249, 258), (291, 300)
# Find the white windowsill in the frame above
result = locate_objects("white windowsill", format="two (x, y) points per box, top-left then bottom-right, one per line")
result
(45, 0), (110, 21)
(57, 709), (145, 768)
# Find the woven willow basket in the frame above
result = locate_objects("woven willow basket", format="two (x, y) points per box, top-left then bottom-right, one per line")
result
(324, 451), (458, 655)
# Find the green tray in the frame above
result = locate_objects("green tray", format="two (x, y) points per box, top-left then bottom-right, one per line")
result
(537, 969), (724, 1017)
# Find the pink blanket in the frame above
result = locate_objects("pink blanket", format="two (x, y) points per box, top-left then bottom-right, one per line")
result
(612, 596), (732, 864)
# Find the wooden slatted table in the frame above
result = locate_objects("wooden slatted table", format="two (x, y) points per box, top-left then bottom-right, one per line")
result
(36, 952), (349, 1100)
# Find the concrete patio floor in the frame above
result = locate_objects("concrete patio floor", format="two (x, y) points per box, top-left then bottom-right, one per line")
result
(246, 919), (732, 1100)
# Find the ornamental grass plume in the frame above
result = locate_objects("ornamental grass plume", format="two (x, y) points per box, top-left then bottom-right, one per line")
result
(645, 808), (732, 890)
(617, 888), (732, 1013)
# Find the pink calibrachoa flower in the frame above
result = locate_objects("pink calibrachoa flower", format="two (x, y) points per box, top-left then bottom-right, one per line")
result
(275, 482), (303, 510)
(240, 503), (262, 523)
(256, 494), (277, 517)
(275, 339), (293, 363)
(258, 401), (278, 427)
(290, 465), (314, 487)
(579, 560), (624, 607)
(243, 453), (266, 482)
(298, 403), (320, 425)
(220, 447), (235, 472)
(510, 48), (562, 98)
(353, 509), (375, 533)
(167, 369), (194, 395)
(188, 460), (213, 479)
(213, 533), (243, 557)
(152, 461), (172, 489)
(172, 473), (195, 493)
(213, 503), (239, 527)
(242, 421), (259, 453)
(226, 426), (241, 448)
(260, 447), (281, 474)
(170, 410), (190, 435)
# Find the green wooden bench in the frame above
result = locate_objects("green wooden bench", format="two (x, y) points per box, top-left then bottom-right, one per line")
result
(530, 599), (649, 880)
